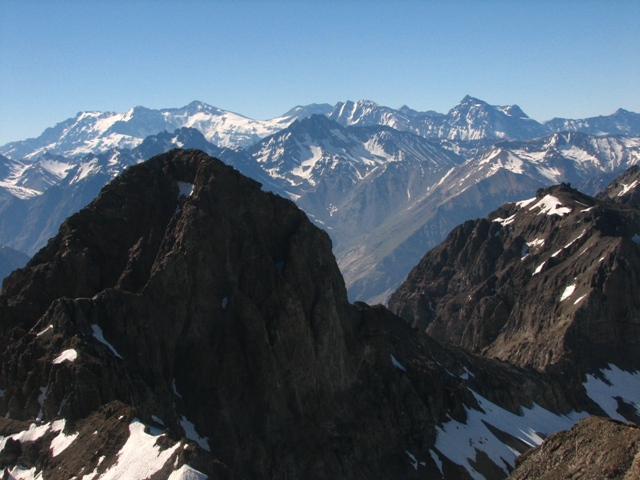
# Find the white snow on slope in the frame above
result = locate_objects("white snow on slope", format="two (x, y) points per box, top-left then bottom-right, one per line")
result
(584, 365), (640, 422)
(435, 390), (586, 480)
(91, 324), (123, 359)
(492, 214), (516, 226)
(52, 349), (78, 364)
(180, 415), (211, 452)
(391, 354), (407, 372)
(516, 197), (536, 208)
(529, 195), (571, 217)
(168, 465), (209, 480)
(618, 180), (639, 196)
(532, 262), (545, 276)
(50, 419), (79, 457)
(99, 420), (181, 480)
(560, 284), (576, 302)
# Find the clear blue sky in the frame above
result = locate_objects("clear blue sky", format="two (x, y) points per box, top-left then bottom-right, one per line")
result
(1, 0), (639, 145)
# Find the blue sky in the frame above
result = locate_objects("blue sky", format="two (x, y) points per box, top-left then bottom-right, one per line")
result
(1, 0), (639, 145)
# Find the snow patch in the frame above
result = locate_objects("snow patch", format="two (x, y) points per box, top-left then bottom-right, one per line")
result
(405, 450), (418, 470)
(52, 349), (77, 364)
(515, 197), (536, 208)
(98, 420), (181, 480)
(50, 425), (79, 457)
(180, 415), (211, 452)
(618, 180), (639, 196)
(584, 365), (640, 422)
(574, 294), (587, 305)
(168, 465), (209, 480)
(527, 238), (545, 249)
(560, 284), (576, 302)
(435, 390), (586, 479)
(430, 449), (443, 475)
(532, 262), (545, 276)
(529, 195), (571, 217)
(391, 354), (407, 372)
(91, 324), (123, 359)
(7, 466), (43, 480)
(36, 325), (53, 337)
(492, 214), (516, 226)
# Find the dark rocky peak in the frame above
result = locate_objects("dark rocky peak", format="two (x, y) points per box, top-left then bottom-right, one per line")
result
(596, 165), (640, 207)
(389, 181), (640, 374)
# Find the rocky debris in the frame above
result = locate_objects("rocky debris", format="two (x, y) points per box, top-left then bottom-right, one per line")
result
(389, 178), (640, 374)
(509, 416), (640, 479)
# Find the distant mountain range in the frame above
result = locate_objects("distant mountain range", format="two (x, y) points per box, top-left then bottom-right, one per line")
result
(1, 97), (640, 304)
(2, 96), (639, 161)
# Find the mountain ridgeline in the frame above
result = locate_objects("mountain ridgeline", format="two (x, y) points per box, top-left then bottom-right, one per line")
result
(1, 149), (640, 479)
(2, 97), (640, 306)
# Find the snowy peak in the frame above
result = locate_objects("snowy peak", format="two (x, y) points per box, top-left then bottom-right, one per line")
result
(443, 95), (547, 141)
(278, 103), (333, 122)
(0, 101), (329, 160)
(247, 115), (461, 193)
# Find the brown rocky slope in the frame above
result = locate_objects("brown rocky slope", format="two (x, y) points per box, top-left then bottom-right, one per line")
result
(389, 180), (640, 375)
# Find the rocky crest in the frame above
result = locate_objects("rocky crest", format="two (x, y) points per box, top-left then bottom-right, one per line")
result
(509, 416), (640, 479)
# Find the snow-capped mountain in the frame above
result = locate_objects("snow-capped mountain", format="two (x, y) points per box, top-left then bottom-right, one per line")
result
(329, 96), (548, 141)
(328, 96), (640, 144)
(0, 101), (332, 160)
(340, 132), (640, 304)
(546, 108), (640, 136)
(245, 115), (463, 247)
(4, 97), (639, 164)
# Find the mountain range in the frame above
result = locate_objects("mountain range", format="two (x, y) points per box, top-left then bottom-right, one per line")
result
(1, 97), (640, 305)
(1, 149), (639, 479)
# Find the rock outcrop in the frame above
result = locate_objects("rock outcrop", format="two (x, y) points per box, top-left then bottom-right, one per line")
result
(509, 416), (640, 479)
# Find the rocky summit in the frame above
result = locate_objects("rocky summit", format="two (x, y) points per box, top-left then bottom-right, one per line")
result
(1, 149), (639, 479)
